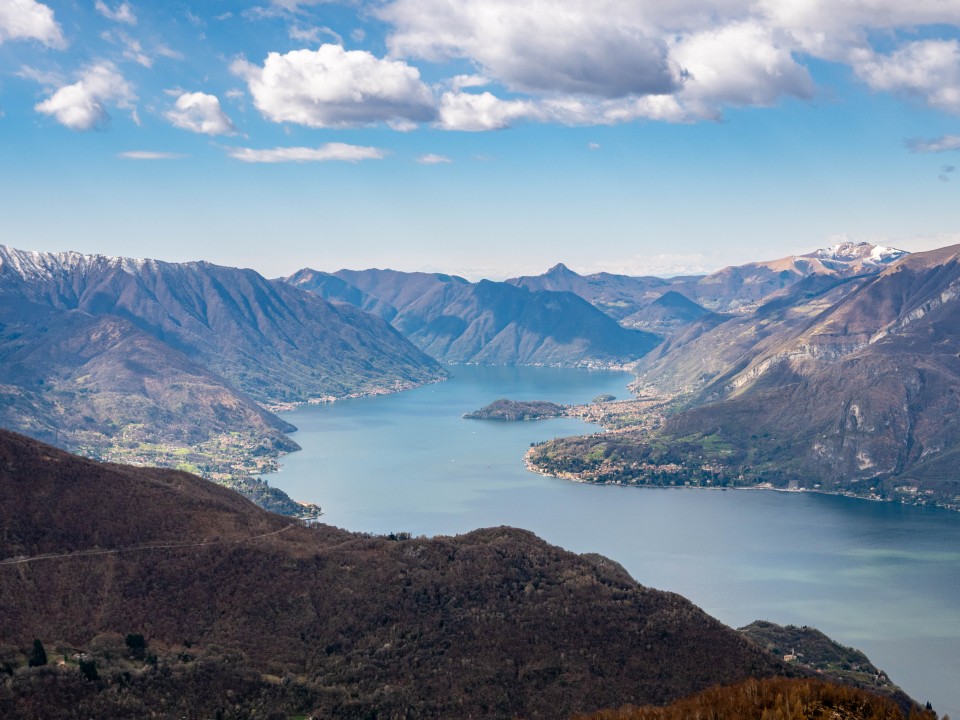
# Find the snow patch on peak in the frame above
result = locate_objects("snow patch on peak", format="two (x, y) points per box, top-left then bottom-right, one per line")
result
(809, 241), (907, 266)
(869, 245), (907, 263)
(0, 245), (156, 280)
(118, 256), (156, 274)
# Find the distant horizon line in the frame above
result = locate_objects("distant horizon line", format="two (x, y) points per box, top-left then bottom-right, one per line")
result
(4, 237), (956, 285)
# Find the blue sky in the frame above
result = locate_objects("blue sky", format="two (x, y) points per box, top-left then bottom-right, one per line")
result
(1, 0), (959, 279)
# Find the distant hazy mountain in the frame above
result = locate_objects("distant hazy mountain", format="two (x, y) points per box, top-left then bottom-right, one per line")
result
(286, 267), (659, 366)
(620, 290), (714, 335)
(0, 246), (444, 470)
(0, 429), (792, 717)
(508, 243), (907, 330)
(284, 269), (399, 322)
(507, 263), (672, 320)
(677, 241), (908, 313)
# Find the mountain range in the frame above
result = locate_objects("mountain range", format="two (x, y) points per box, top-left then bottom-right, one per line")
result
(658, 244), (960, 499)
(0, 245), (444, 499)
(1, 240), (951, 714)
(509, 242), (907, 331)
(530, 244), (960, 509)
(0, 430), (923, 719)
(285, 267), (659, 366)
(0, 246), (442, 405)
(6, 239), (960, 511)
(286, 244), (893, 364)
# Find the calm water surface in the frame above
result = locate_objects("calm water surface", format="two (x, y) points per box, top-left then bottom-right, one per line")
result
(273, 365), (960, 718)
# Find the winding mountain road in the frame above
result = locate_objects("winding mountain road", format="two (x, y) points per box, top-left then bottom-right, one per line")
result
(0, 523), (296, 567)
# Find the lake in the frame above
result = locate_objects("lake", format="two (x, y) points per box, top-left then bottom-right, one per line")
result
(272, 365), (960, 718)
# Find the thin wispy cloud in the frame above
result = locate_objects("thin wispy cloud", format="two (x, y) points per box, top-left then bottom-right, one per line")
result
(226, 143), (387, 163)
(417, 153), (452, 164)
(585, 253), (716, 277)
(115, 31), (152, 67)
(119, 151), (187, 160)
(907, 135), (960, 153)
(95, 1), (136, 25)
(269, 0), (339, 10)
(289, 25), (342, 44)
(155, 44), (183, 61)
(16, 65), (64, 86)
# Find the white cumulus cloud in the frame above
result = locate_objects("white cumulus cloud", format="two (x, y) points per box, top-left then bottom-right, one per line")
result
(232, 44), (436, 128)
(226, 143), (387, 163)
(379, 0), (681, 98)
(376, 0), (815, 127)
(760, 0), (960, 59)
(761, 0), (960, 31)
(35, 63), (135, 130)
(591, 94), (690, 124)
(448, 74), (491, 90)
(437, 91), (539, 131)
(671, 21), (815, 115)
(371, 0), (960, 128)
(165, 92), (236, 135)
(854, 40), (960, 115)
(0, 0), (64, 47)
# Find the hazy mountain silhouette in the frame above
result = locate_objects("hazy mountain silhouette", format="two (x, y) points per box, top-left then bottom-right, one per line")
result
(287, 267), (659, 365)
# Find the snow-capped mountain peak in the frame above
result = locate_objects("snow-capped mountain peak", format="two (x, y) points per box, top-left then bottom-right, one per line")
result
(809, 241), (907, 266)
(0, 245), (161, 281)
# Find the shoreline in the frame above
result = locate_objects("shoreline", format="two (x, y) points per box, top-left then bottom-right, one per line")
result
(84, 375), (450, 520)
(262, 375), (449, 414)
(256, 374), (450, 501)
(523, 451), (957, 512)
(521, 391), (960, 514)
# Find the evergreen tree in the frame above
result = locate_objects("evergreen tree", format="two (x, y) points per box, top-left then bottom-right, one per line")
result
(78, 658), (98, 681)
(125, 633), (147, 660)
(27, 639), (47, 667)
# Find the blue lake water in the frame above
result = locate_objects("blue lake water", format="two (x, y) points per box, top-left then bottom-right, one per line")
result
(272, 365), (960, 717)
